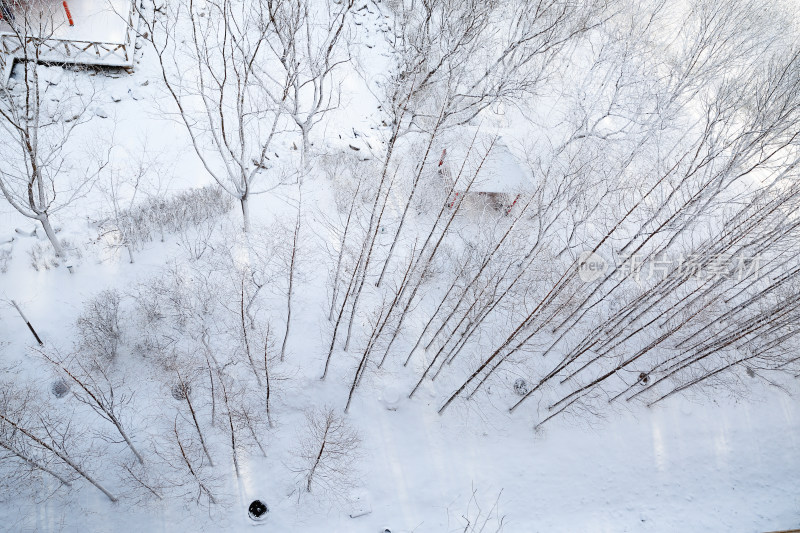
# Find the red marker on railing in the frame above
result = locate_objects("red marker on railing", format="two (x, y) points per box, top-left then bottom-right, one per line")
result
(505, 193), (521, 215)
(63, 1), (74, 26)
(449, 191), (459, 208)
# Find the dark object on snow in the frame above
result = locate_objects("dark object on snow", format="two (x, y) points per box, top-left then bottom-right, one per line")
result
(51, 378), (70, 398)
(171, 382), (191, 401)
(513, 378), (530, 396)
(11, 299), (44, 346)
(638, 372), (649, 385)
(248, 500), (268, 521)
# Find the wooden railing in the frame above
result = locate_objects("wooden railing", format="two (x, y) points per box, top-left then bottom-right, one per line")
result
(0, 0), (138, 69)
(0, 34), (132, 65)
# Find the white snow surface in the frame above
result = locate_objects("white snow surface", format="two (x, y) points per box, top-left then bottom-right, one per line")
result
(0, 0), (799, 532)
(1, 242), (799, 532)
(0, 0), (131, 43)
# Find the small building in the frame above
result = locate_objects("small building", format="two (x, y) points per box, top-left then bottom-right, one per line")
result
(1, 0), (139, 83)
(437, 133), (532, 214)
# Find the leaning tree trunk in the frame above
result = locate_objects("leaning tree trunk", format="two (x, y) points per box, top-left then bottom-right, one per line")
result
(240, 195), (251, 233)
(38, 215), (65, 258)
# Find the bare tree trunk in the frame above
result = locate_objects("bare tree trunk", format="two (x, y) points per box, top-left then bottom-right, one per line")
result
(0, 413), (117, 502)
(0, 438), (72, 486)
(375, 110), (445, 287)
(241, 282), (262, 386)
(173, 421), (216, 504)
(240, 195), (251, 234)
(305, 423), (329, 492)
(200, 333), (217, 424)
(346, 249), (415, 410)
(45, 356), (146, 465)
(329, 179), (362, 320)
(218, 374), (239, 477)
(281, 204), (301, 361)
(343, 174), (396, 350)
(264, 328), (273, 428)
(38, 215), (64, 258)
(177, 370), (213, 467)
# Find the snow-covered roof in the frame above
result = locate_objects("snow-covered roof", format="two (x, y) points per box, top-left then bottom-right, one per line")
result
(440, 133), (532, 194)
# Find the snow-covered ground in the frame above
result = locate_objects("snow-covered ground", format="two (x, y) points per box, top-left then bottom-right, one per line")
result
(2, 230), (799, 532)
(2, 213), (799, 532)
(1, 0), (800, 531)
(0, 0), (131, 43)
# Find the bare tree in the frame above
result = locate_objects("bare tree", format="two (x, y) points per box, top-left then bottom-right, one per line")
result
(318, 156), (367, 321)
(0, 43), (105, 256)
(0, 379), (118, 502)
(146, 416), (220, 507)
(75, 289), (123, 361)
(438, 36), (800, 422)
(216, 369), (241, 477)
(380, 0), (608, 133)
(140, 0), (289, 232)
(170, 420), (218, 505)
(280, 195), (302, 361)
(293, 407), (360, 495)
(448, 486), (506, 533)
(97, 139), (170, 264)
(262, 326), (275, 428)
(173, 365), (214, 467)
(264, 0), (355, 164)
(39, 349), (145, 465)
